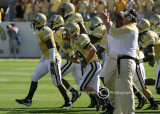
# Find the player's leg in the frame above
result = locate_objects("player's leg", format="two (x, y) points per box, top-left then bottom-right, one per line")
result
(16, 59), (48, 106)
(61, 60), (80, 103)
(50, 59), (72, 108)
(134, 63), (158, 110)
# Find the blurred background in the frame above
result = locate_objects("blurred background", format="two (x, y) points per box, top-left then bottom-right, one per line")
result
(0, 0), (158, 58)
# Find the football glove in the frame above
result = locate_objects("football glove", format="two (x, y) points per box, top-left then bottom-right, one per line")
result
(63, 43), (70, 49)
(50, 62), (55, 75)
(148, 60), (155, 67)
(81, 60), (87, 68)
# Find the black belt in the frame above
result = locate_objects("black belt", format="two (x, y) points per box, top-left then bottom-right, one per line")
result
(117, 55), (135, 76)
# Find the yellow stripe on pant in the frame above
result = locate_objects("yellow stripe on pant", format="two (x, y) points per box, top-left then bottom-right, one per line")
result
(61, 60), (72, 75)
(81, 62), (97, 91)
(136, 64), (146, 90)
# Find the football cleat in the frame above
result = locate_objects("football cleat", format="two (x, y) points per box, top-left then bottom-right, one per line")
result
(60, 102), (73, 108)
(71, 91), (81, 103)
(16, 98), (32, 106)
(101, 103), (114, 114)
(143, 103), (158, 110)
(96, 101), (101, 111)
(136, 97), (147, 109)
(88, 100), (96, 108)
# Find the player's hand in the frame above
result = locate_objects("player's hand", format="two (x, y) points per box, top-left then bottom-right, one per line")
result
(81, 60), (87, 68)
(50, 62), (55, 75)
(148, 60), (155, 67)
(135, 59), (140, 65)
(63, 43), (70, 49)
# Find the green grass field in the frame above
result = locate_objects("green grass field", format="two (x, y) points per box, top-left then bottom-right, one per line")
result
(0, 59), (160, 114)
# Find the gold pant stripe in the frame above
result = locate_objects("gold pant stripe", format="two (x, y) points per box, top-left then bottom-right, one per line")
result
(136, 65), (146, 90)
(81, 62), (97, 91)
(61, 60), (72, 75)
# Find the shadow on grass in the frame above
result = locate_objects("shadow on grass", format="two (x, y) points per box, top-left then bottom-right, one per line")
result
(0, 107), (100, 114)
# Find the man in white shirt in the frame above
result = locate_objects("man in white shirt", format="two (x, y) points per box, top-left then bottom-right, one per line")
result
(101, 9), (138, 114)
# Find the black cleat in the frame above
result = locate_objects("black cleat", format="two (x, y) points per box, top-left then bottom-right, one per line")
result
(88, 100), (96, 108)
(60, 102), (73, 108)
(136, 97), (147, 109)
(101, 103), (114, 114)
(143, 103), (158, 110)
(16, 98), (32, 106)
(96, 102), (101, 111)
(71, 91), (81, 103)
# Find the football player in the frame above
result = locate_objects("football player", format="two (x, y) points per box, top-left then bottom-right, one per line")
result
(137, 18), (159, 110)
(47, 15), (81, 103)
(16, 13), (72, 108)
(144, 14), (160, 86)
(57, 2), (87, 103)
(64, 22), (114, 113)
(87, 16), (108, 109)
(59, 2), (87, 34)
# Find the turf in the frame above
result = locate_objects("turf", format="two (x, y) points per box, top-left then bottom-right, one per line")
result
(0, 59), (160, 114)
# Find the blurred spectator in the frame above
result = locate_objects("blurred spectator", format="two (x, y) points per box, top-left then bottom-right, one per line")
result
(126, 0), (137, 10)
(0, 8), (5, 22)
(144, 0), (154, 19)
(154, 0), (160, 14)
(106, 0), (116, 21)
(97, 0), (106, 17)
(78, 0), (89, 21)
(71, 0), (78, 12)
(8, 0), (17, 21)
(115, 0), (126, 13)
(7, 23), (20, 58)
(23, 0), (34, 21)
(89, 0), (97, 19)
(49, 0), (61, 18)
(61, 0), (70, 4)
(0, 9), (1, 22)
(34, 0), (41, 13)
(14, 0), (25, 22)
(137, 0), (145, 19)
(40, 0), (50, 18)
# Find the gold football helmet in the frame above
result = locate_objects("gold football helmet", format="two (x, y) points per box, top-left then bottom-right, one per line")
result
(30, 13), (47, 30)
(64, 22), (80, 39)
(89, 16), (103, 30)
(149, 14), (160, 30)
(137, 18), (150, 33)
(48, 15), (64, 30)
(59, 2), (75, 18)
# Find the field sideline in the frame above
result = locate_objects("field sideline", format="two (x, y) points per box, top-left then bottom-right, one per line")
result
(0, 59), (160, 114)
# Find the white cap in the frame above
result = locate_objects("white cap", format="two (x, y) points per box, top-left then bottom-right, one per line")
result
(120, 11), (129, 17)
(120, 11), (136, 19)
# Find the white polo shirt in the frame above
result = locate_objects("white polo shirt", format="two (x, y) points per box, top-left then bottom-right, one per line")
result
(102, 34), (119, 59)
(109, 23), (138, 58)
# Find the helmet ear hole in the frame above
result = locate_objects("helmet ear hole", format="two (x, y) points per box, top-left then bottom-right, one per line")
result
(126, 14), (132, 20)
